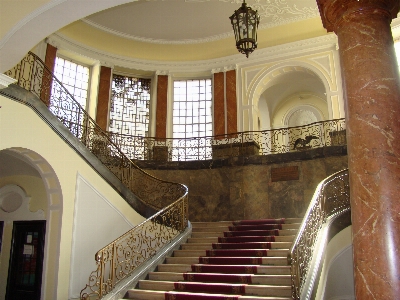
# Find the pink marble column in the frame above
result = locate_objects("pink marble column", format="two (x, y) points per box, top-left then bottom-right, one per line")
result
(96, 66), (112, 131)
(226, 70), (237, 134)
(317, 0), (400, 298)
(213, 72), (225, 137)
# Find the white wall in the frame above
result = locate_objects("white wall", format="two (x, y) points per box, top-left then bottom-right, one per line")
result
(316, 226), (355, 300)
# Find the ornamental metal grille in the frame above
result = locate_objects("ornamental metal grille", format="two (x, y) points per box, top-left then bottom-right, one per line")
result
(53, 57), (89, 109)
(172, 79), (213, 161)
(109, 74), (151, 137)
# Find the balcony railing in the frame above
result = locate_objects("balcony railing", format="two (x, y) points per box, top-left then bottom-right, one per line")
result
(109, 118), (346, 161)
(288, 169), (350, 299)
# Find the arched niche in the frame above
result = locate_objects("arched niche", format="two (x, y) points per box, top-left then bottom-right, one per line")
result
(0, 147), (63, 300)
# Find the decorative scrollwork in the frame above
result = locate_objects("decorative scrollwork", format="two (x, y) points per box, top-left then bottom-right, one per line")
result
(288, 169), (350, 299)
(104, 118), (346, 161)
(79, 196), (188, 300)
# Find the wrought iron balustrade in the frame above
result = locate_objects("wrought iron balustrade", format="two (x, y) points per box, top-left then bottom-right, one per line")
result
(80, 195), (188, 300)
(5, 51), (186, 210)
(108, 118), (346, 161)
(5, 51), (189, 300)
(288, 169), (350, 299)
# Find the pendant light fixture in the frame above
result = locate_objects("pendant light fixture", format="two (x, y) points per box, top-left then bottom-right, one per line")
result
(229, 0), (260, 58)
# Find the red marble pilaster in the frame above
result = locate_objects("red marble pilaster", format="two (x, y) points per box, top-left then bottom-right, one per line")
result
(156, 75), (168, 139)
(41, 43), (57, 106)
(226, 70), (237, 134)
(96, 66), (112, 131)
(317, 1), (400, 298)
(213, 72), (225, 137)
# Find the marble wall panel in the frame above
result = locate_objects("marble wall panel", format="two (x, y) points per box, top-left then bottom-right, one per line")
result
(147, 153), (348, 221)
(96, 66), (112, 131)
(156, 75), (168, 138)
(213, 72), (225, 136)
(226, 70), (237, 134)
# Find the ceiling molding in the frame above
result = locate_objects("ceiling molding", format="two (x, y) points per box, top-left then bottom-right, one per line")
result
(81, 0), (319, 45)
(48, 32), (338, 73)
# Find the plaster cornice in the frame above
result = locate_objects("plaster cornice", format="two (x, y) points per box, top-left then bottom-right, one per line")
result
(81, 11), (320, 45)
(48, 32), (338, 73)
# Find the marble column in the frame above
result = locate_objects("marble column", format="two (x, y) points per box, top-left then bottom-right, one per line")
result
(41, 43), (57, 106)
(316, 0), (400, 298)
(213, 71), (225, 137)
(153, 74), (169, 160)
(96, 66), (112, 131)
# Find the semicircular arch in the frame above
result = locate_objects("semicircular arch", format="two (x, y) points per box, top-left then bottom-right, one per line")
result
(245, 60), (337, 131)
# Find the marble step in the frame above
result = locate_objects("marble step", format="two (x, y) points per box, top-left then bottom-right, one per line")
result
(191, 218), (302, 228)
(157, 264), (291, 275)
(191, 223), (299, 233)
(186, 235), (295, 244)
(181, 242), (292, 250)
(124, 289), (292, 300)
(165, 256), (288, 266)
(136, 280), (292, 297)
(190, 229), (298, 238)
(148, 272), (291, 285)
(173, 249), (289, 258)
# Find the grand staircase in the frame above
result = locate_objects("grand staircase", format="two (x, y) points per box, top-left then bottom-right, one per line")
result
(122, 218), (301, 300)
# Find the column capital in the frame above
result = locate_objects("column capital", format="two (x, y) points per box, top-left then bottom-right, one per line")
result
(316, 0), (400, 32)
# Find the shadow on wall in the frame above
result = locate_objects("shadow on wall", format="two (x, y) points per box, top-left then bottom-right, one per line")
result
(317, 226), (355, 300)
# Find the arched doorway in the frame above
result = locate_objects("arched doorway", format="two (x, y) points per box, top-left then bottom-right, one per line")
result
(0, 148), (63, 300)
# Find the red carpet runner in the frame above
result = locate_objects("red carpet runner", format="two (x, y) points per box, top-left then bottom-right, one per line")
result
(163, 218), (290, 299)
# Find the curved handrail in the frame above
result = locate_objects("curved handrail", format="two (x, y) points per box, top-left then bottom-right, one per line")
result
(80, 191), (188, 300)
(4, 51), (186, 210)
(288, 169), (350, 299)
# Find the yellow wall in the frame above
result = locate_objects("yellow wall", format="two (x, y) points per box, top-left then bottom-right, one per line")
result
(0, 175), (47, 213)
(0, 94), (145, 299)
(0, 0), (52, 39)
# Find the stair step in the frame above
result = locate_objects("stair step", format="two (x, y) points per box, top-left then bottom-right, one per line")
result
(191, 218), (301, 228)
(173, 249), (289, 257)
(165, 256), (288, 265)
(157, 264), (291, 275)
(122, 218), (298, 300)
(137, 280), (292, 297)
(181, 242), (292, 250)
(191, 224), (299, 233)
(187, 236), (294, 243)
(125, 289), (292, 299)
(148, 272), (291, 285)
(190, 229), (296, 238)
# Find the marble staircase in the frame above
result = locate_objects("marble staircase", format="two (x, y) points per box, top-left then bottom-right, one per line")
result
(120, 218), (302, 300)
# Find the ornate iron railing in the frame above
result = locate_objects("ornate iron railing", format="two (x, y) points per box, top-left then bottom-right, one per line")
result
(80, 195), (188, 300)
(4, 51), (186, 210)
(108, 118), (346, 161)
(288, 169), (350, 299)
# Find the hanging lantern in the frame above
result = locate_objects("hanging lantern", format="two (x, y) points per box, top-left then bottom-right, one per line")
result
(229, 0), (260, 58)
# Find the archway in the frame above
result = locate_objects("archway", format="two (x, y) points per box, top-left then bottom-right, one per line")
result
(0, 0), (134, 72)
(0, 147), (63, 300)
